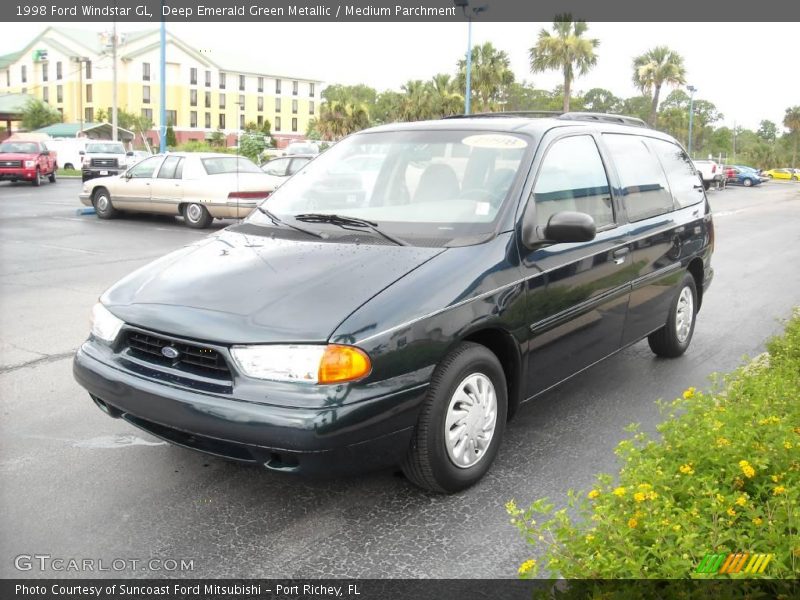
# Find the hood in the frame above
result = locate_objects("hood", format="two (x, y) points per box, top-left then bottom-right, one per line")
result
(102, 228), (445, 344)
(0, 152), (38, 160)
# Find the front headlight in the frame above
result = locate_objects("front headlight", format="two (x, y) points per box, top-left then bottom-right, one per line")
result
(90, 303), (124, 343)
(230, 344), (371, 384)
(24, 160), (35, 168)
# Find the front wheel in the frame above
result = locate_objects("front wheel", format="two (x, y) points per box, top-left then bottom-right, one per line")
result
(48, 169), (57, 183)
(743, 178), (753, 187)
(183, 203), (213, 229)
(702, 180), (711, 191)
(32, 169), (41, 186)
(93, 187), (119, 219)
(401, 342), (507, 493)
(648, 273), (698, 358)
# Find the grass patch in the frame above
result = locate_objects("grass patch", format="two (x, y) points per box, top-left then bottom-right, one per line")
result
(507, 308), (800, 579)
(57, 168), (81, 177)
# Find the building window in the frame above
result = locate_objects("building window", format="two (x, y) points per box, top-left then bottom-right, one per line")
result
(257, 97), (263, 111)
(219, 113), (226, 129)
(56, 61), (62, 80)
(291, 118), (298, 132)
(143, 85), (150, 104)
(142, 62), (150, 81)
(292, 80), (298, 95)
(21, 87), (26, 94)
(219, 93), (226, 109)
(275, 98), (281, 112)
(42, 63), (48, 82)
(21, 65), (26, 83)
(204, 91), (211, 108)
(219, 72), (226, 89)
(166, 110), (177, 126)
(275, 79), (281, 94)
(205, 70), (211, 87)
(238, 95), (245, 110)
(190, 89), (197, 106)
(204, 112), (211, 128)
(86, 84), (92, 103)
(239, 74), (245, 91)
(85, 107), (93, 123)
(309, 101), (315, 115)
(6, 70), (10, 87)
(42, 87), (49, 102)
(56, 85), (63, 103)
(257, 77), (263, 92)
(141, 108), (153, 121)
(190, 111), (197, 128)
(57, 107), (63, 116)
(85, 61), (91, 79)
(292, 99), (298, 114)
(275, 116), (281, 131)
(239, 114), (245, 129)
(309, 82), (315, 97)
(257, 115), (263, 126)
(190, 67), (197, 85)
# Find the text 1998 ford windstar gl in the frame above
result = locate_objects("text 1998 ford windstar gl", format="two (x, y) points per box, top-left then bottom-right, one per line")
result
(74, 113), (713, 493)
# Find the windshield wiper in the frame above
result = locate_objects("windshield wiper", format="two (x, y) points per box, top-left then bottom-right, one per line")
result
(255, 206), (324, 239)
(293, 213), (408, 246)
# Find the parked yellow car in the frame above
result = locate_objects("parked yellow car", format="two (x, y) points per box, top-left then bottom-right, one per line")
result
(762, 168), (799, 180)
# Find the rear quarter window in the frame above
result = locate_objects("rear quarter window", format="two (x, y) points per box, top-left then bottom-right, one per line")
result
(649, 138), (704, 208)
(603, 134), (675, 222)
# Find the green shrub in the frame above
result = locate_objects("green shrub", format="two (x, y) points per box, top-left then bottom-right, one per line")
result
(507, 308), (800, 579)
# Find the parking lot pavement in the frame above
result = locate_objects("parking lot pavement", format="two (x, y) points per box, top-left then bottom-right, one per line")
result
(1, 179), (798, 578)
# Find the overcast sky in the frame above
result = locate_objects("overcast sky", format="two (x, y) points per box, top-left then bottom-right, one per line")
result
(2, 21), (795, 130)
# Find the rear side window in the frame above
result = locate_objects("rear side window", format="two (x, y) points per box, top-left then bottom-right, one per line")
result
(533, 135), (613, 229)
(649, 138), (703, 208)
(157, 155), (182, 179)
(603, 134), (674, 222)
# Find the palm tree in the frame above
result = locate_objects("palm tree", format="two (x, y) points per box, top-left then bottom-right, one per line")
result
(316, 101), (369, 140)
(529, 15), (599, 113)
(783, 106), (800, 169)
(429, 74), (463, 117)
(457, 42), (515, 113)
(632, 46), (687, 127)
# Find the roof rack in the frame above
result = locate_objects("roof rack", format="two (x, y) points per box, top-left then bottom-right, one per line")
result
(558, 112), (648, 128)
(443, 111), (563, 119)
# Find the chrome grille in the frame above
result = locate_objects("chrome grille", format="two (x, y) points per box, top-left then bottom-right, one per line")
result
(90, 157), (119, 168)
(125, 331), (231, 380)
(0, 160), (22, 168)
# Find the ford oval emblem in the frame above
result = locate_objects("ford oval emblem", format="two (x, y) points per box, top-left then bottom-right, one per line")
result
(161, 346), (180, 359)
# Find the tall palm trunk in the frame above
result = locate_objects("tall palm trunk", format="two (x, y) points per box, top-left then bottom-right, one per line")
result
(562, 66), (572, 113)
(649, 83), (662, 126)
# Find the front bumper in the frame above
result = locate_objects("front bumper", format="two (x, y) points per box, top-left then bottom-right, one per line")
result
(79, 192), (92, 206)
(0, 168), (36, 181)
(73, 343), (425, 475)
(82, 168), (122, 181)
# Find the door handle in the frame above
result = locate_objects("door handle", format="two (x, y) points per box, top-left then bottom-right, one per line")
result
(612, 247), (629, 265)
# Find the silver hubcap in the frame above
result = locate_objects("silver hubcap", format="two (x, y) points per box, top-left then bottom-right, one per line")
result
(96, 195), (108, 211)
(675, 286), (694, 343)
(186, 204), (202, 222)
(444, 373), (497, 469)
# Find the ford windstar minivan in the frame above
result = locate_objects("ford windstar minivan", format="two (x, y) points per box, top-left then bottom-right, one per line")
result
(74, 112), (714, 493)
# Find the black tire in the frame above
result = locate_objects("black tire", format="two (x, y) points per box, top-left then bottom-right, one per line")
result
(32, 169), (41, 186)
(64, 163), (74, 171)
(92, 187), (119, 219)
(401, 342), (508, 493)
(183, 203), (213, 229)
(48, 169), (57, 183)
(702, 180), (711, 191)
(648, 273), (698, 358)
(743, 178), (753, 187)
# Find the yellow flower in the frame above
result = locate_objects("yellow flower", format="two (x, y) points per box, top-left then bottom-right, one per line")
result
(716, 437), (730, 447)
(682, 387), (696, 400)
(771, 474), (782, 483)
(672, 524), (681, 532)
(638, 483), (653, 491)
(628, 518), (638, 528)
(773, 486), (786, 496)
(739, 460), (756, 479)
(634, 492), (646, 503)
(735, 495), (748, 507)
(585, 534), (595, 543)
(518, 559), (536, 575)
(715, 494), (726, 504)
(726, 507), (737, 517)
(613, 487), (627, 497)
(752, 517), (763, 526)
(647, 491), (658, 500)
(588, 489), (600, 500)
(758, 416), (781, 425)
(785, 441), (794, 450)
(679, 464), (695, 475)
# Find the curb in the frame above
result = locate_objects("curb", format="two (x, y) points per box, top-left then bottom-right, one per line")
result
(76, 207), (96, 216)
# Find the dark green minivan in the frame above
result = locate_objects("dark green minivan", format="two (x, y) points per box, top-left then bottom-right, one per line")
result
(74, 113), (714, 493)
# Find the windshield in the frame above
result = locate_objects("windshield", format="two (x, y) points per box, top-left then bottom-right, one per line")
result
(201, 156), (263, 175)
(0, 142), (39, 153)
(247, 129), (531, 245)
(86, 143), (126, 154)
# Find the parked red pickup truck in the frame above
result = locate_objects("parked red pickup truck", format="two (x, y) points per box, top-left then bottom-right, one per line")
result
(0, 140), (58, 186)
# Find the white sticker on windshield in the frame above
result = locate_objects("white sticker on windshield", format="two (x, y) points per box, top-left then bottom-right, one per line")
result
(475, 202), (491, 216)
(462, 134), (528, 149)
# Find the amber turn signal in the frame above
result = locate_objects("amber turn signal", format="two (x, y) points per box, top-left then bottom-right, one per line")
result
(317, 345), (372, 384)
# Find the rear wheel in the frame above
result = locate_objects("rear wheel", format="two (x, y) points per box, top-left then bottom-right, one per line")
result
(401, 342), (507, 493)
(93, 187), (119, 219)
(743, 178), (753, 187)
(183, 203), (212, 229)
(648, 273), (698, 358)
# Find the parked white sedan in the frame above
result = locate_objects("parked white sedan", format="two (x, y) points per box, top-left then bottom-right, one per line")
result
(79, 153), (282, 228)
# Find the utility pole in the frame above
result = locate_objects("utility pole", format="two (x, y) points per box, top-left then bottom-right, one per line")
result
(733, 119), (737, 162)
(686, 85), (696, 157)
(159, 0), (167, 153)
(74, 56), (87, 132)
(454, 0), (487, 115)
(112, 20), (118, 141)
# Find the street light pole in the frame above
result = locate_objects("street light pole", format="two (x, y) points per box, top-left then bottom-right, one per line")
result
(454, 0), (487, 115)
(159, 0), (167, 153)
(687, 85), (696, 157)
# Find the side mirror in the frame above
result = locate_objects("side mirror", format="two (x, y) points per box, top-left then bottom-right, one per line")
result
(522, 210), (597, 248)
(126, 151), (134, 156)
(41, 151), (49, 156)
(79, 150), (85, 155)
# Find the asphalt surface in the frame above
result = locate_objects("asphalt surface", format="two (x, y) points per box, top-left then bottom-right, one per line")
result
(1, 178), (798, 579)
